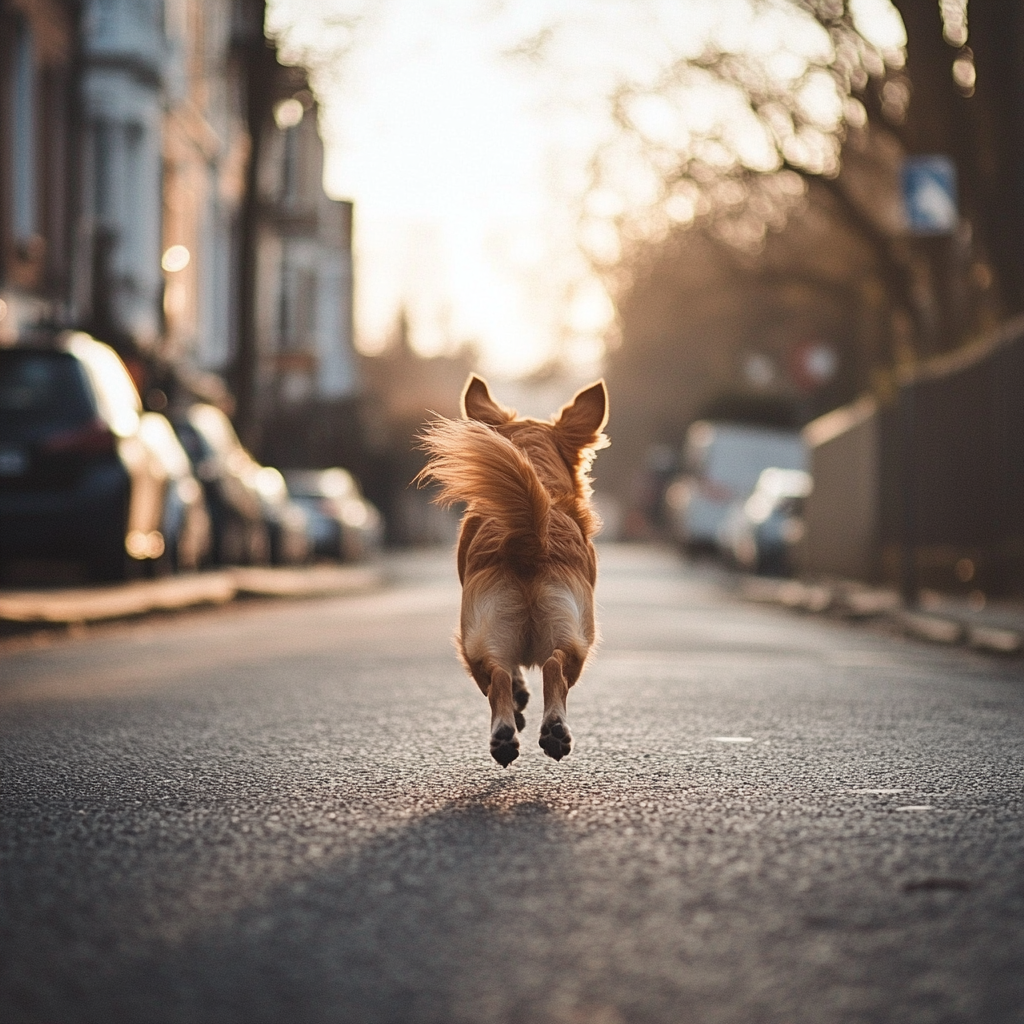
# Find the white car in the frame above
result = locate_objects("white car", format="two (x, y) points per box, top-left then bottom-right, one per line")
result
(665, 420), (807, 551)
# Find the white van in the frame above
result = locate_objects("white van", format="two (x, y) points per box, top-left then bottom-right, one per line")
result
(665, 420), (808, 550)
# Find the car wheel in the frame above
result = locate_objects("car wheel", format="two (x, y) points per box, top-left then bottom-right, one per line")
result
(268, 523), (283, 565)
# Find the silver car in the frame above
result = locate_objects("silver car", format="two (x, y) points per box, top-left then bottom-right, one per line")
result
(284, 468), (382, 562)
(718, 467), (813, 576)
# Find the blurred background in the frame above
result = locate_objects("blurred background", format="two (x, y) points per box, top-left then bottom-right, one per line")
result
(1, 0), (1022, 603)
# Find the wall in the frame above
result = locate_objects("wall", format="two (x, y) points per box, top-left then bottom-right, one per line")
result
(798, 396), (881, 582)
(800, 315), (1024, 597)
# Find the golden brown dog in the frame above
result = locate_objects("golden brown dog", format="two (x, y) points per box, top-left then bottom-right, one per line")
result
(417, 374), (609, 766)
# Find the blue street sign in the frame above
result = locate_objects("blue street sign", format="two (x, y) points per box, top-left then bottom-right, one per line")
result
(901, 155), (958, 235)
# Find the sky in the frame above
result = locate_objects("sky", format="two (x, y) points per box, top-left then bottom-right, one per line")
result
(266, 0), (905, 378)
(327, 3), (578, 375)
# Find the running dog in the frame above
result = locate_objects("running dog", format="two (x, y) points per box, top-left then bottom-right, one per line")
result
(417, 374), (609, 766)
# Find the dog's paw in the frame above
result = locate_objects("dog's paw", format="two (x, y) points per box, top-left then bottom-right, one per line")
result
(539, 716), (572, 761)
(490, 724), (520, 767)
(514, 709), (526, 732)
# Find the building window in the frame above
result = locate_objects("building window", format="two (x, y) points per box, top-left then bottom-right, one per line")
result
(12, 14), (37, 243)
(279, 264), (317, 352)
(93, 119), (114, 225)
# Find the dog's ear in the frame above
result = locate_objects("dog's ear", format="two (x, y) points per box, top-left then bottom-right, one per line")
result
(461, 374), (511, 425)
(554, 380), (609, 450)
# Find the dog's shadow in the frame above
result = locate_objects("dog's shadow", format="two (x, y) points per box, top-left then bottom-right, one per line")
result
(33, 780), (622, 1024)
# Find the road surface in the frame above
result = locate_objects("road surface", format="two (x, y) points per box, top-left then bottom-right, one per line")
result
(2, 545), (1022, 1023)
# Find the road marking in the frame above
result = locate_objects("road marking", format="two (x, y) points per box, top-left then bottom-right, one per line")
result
(709, 736), (754, 743)
(895, 805), (935, 812)
(846, 788), (905, 794)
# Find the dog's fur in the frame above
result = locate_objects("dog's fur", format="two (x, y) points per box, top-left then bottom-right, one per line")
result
(417, 374), (609, 766)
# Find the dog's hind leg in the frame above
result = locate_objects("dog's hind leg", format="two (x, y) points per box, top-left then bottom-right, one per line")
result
(539, 648), (583, 761)
(535, 580), (591, 761)
(460, 575), (527, 763)
(483, 665), (520, 766)
(512, 668), (530, 731)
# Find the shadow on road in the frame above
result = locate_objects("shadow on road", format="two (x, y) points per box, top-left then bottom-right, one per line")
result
(3, 776), (650, 1024)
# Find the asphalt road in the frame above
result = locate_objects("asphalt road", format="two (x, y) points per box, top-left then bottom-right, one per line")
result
(1, 545), (1023, 1024)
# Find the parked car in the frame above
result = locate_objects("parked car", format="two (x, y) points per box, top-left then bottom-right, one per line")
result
(0, 331), (202, 582)
(253, 465), (312, 565)
(284, 468), (382, 561)
(718, 467), (812, 576)
(137, 411), (211, 573)
(170, 403), (269, 566)
(665, 420), (807, 552)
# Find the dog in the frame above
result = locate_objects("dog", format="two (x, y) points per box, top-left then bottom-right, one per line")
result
(417, 374), (609, 766)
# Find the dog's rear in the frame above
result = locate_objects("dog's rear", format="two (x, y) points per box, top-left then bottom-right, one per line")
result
(418, 375), (608, 765)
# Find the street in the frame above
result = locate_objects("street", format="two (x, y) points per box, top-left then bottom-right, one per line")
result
(2, 544), (1023, 1024)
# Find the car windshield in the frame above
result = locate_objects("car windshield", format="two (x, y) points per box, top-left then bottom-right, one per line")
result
(0, 352), (95, 430)
(68, 334), (140, 436)
(139, 413), (191, 477)
(691, 424), (806, 493)
(187, 404), (242, 456)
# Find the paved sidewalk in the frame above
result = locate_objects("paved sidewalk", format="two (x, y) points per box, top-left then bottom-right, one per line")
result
(0, 563), (382, 630)
(739, 576), (1024, 655)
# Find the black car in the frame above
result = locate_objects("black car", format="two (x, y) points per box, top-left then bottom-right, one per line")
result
(136, 411), (211, 573)
(171, 403), (269, 566)
(253, 465), (312, 566)
(0, 332), (202, 582)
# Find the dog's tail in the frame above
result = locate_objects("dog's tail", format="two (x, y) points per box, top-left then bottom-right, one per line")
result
(417, 418), (550, 565)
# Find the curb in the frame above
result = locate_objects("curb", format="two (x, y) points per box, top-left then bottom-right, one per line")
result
(0, 564), (382, 630)
(966, 624), (1023, 655)
(230, 565), (381, 599)
(895, 611), (964, 646)
(738, 577), (1023, 656)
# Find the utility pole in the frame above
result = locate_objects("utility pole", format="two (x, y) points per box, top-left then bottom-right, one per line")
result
(231, 0), (276, 448)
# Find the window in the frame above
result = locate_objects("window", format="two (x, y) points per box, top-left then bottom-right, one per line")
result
(279, 264), (317, 352)
(12, 14), (37, 243)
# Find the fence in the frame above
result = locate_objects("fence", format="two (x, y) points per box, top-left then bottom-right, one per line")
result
(801, 315), (1024, 598)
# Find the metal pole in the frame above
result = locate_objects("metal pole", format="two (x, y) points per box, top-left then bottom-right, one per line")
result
(899, 378), (917, 607)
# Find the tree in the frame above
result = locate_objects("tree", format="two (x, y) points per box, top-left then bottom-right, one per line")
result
(526, 0), (1023, 527)
(573, 0), (1017, 367)
(892, 0), (1024, 320)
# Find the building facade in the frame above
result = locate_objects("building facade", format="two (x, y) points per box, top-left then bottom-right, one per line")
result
(1, 0), (358, 441)
(253, 66), (356, 411)
(246, 63), (359, 467)
(0, 0), (79, 342)
(160, 0), (253, 374)
(76, 0), (166, 350)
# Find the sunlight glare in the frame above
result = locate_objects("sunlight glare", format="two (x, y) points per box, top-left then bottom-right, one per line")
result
(850, 0), (907, 51)
(268, 0), (906, 376)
